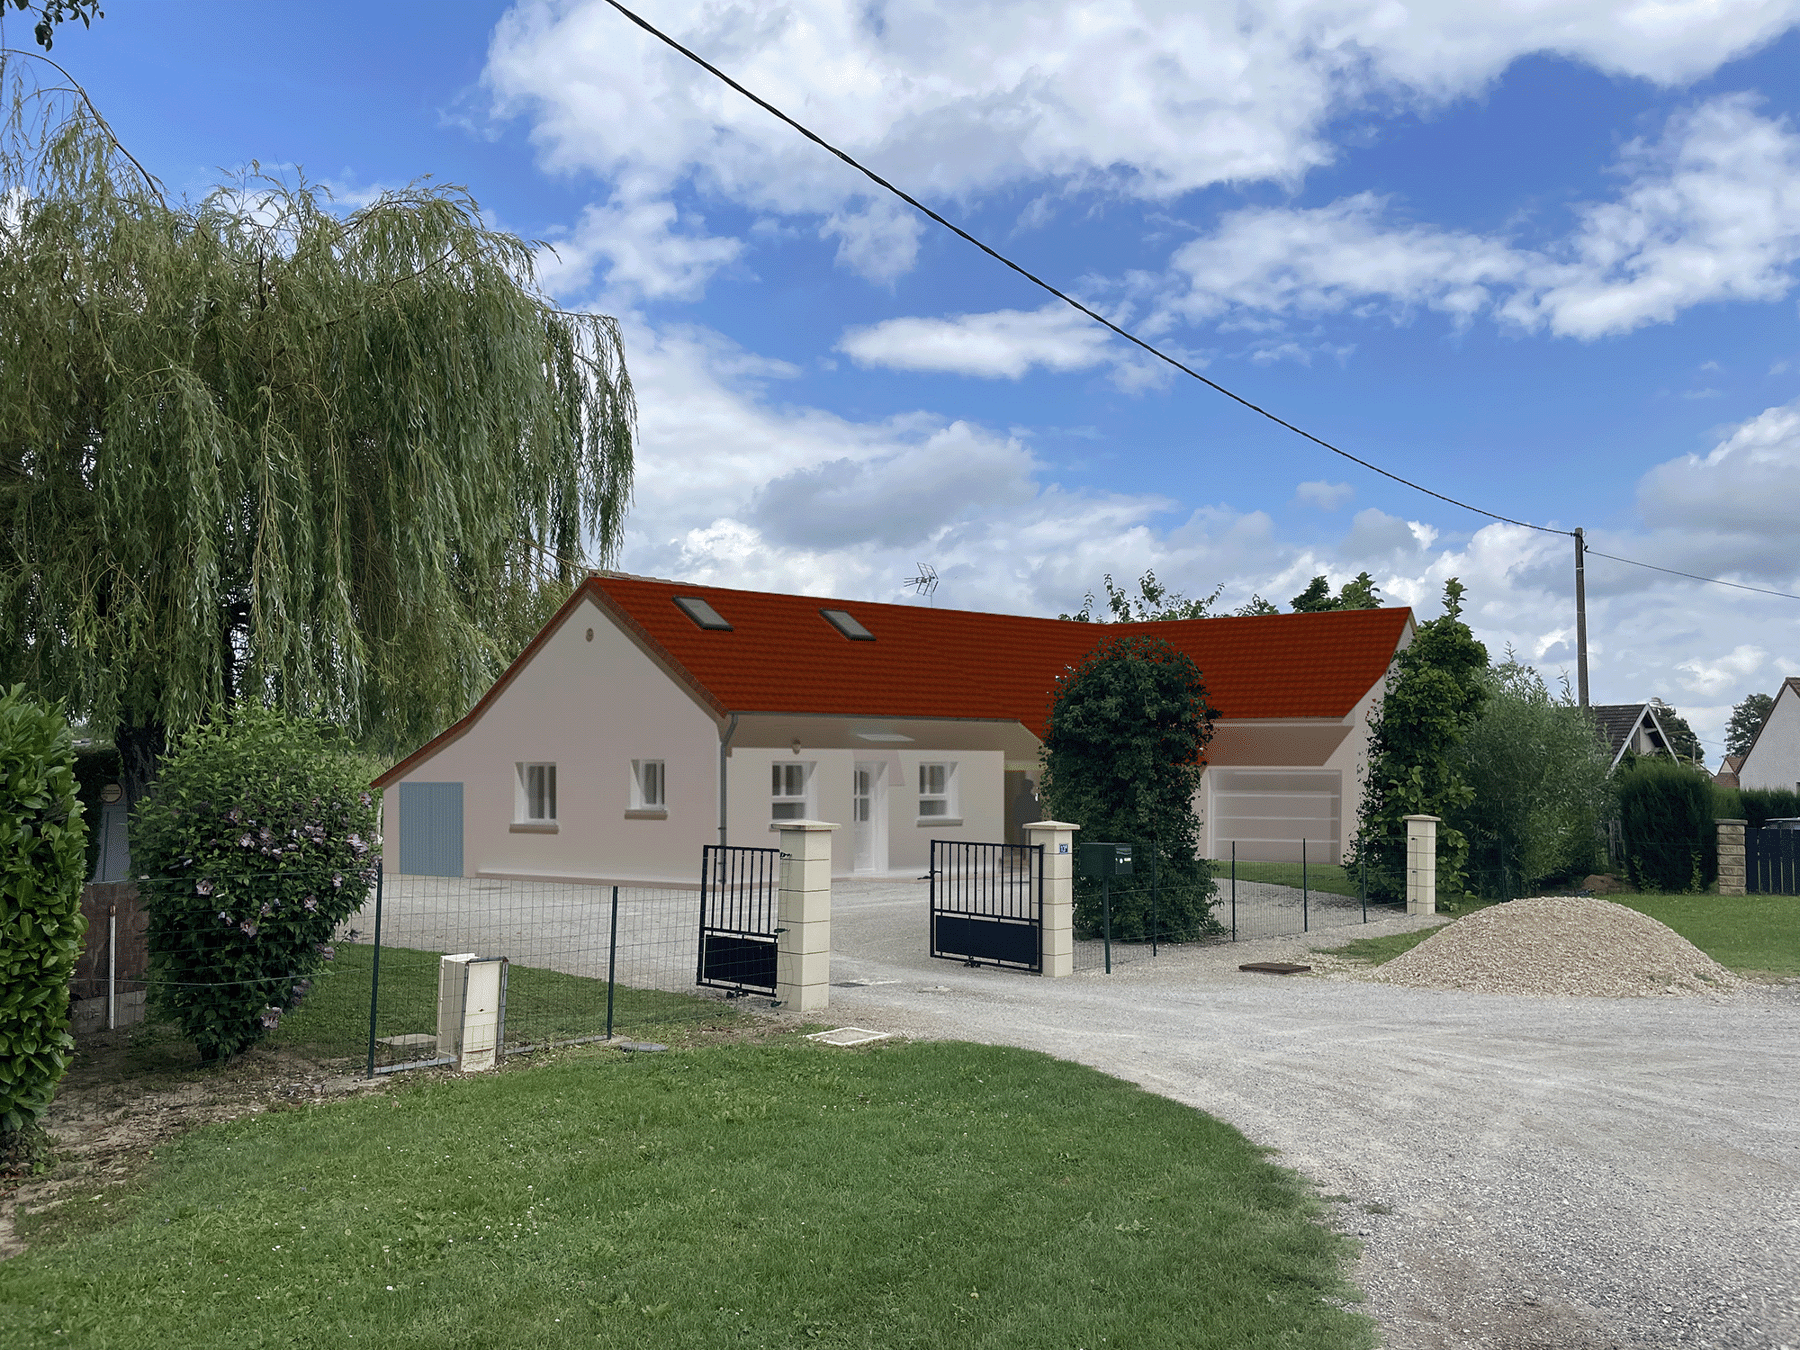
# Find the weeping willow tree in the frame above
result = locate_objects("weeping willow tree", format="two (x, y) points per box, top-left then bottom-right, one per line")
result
(0, 56), (635, 798)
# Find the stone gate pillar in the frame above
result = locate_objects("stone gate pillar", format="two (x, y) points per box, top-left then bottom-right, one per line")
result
(1023, 820), (1080, 977)
(772, 820), (838, 1011)
(1403, 814), (1440, 915)
(1716, 819), (1747, 896)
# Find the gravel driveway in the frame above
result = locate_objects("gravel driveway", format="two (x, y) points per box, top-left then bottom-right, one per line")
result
(814, 877), (1800, 1350)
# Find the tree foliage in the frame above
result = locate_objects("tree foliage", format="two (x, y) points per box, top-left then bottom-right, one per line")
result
(0, 60), (636, 794)
(1290, 571), (1382, 613)
(1445, 658), (1610, 896)
(4, 1), (101, 50)
(1352, 579), (1488, 899)
(1040, 635), (1219, 940)
(1725, 692), (1774, 759)
(1060, 570), (1222, 623)
(1649, 704), (1705, 769)
(131, 703), (379, 1062)
(0, 685), (86, 1140)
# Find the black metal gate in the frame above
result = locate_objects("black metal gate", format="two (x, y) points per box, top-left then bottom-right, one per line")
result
(698, 845), (780, 994)
(930, 840), (1043, 972)
(1746, 828), (1800, 895)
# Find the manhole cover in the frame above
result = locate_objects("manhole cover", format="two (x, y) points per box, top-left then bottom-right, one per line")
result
(805, 1027), (891, 1047)
(1238, 962), (1312, 976)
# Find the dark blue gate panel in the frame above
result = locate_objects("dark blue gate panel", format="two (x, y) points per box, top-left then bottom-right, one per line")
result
(699, 933), (778, 991)
(399, 782), (464, 876)
(933, 914), (1039, 968)
(1746, 828), (1800, 896)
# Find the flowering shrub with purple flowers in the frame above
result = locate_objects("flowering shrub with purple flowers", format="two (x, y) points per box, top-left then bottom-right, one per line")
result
(132, 703), (379, 1061)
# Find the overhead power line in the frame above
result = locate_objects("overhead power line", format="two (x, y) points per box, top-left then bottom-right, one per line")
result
(1584, 551), (1800, 602)
(597, 0), (1800, 607)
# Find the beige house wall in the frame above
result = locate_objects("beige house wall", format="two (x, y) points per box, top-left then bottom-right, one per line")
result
(381, 592), (722, 887)
(1739, 681), (1800, 793)
(726, 743), (1004, 875)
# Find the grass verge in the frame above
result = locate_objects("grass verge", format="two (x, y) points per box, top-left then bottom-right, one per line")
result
(1316, 926), (1447, 966)
(1, 1040), (1375, 1350)
(1612, 894), (1800, 978)
(1218, 859), (1359, 898)
(264, 942), (749, 1065)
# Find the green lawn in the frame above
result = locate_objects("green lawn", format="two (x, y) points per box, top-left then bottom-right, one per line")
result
(1216, 859), (1361, 899)
(1, 1041), (1375, 1350)
(265, 942), (749, 1066)
(1317, 926), (1447, 966)
(1614, 894), (1800, 978)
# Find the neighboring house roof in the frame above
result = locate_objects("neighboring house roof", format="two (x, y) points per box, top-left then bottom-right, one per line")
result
(375, 574), (1414, 788)
(1590, 700), (1683, 770)
(1715, 754), (1746, 790)
(1737, 676), (1800, 780)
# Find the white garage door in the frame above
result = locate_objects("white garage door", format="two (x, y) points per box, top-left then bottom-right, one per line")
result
(1208, 768), (1341, 864)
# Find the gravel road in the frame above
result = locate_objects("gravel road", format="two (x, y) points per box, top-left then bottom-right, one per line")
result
(813, 877), (1800, 1350)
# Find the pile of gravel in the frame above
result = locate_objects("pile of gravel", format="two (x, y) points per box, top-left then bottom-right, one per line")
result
(1374, 896), (1743, 998)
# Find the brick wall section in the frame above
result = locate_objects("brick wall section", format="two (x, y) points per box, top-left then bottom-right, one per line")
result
(1716, 820), (1746, 897)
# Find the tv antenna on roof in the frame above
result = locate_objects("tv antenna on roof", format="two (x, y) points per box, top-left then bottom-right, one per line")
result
(905, 562), (939, 605)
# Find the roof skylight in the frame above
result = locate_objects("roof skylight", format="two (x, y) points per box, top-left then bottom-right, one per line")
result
(821, 608), (875, 641)
(673, 596), (733, 631)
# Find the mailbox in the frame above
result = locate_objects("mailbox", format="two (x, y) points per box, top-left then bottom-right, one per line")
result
(1078, 842), (1134, 879)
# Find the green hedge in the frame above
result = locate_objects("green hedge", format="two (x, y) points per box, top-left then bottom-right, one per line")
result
(1617, 758), (1715, 892)
(0, 687), (89, 1138)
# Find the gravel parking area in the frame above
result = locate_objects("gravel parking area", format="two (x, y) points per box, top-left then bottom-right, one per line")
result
(816, 877), (1800, 1350)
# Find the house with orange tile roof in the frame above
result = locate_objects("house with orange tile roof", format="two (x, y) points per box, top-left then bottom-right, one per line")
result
(371, 574), (1414, 886)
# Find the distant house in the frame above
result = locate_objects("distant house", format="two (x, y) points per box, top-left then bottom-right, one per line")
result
(1714, 754), (1746, 791)
(372, 575), (1414, 886)
(1737, 677), (1800, 794)
(1590, 700), (1694, 771)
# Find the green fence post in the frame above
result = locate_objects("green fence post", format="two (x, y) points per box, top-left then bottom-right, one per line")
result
(605, 884), (619, 1040)
(1150, 851), (1159, 957)
(1102, 876), (1113, 975)
(1230, 840), (1238, 942)
(365, 866), (384, 1080)
(1302, 838), (1309, 933)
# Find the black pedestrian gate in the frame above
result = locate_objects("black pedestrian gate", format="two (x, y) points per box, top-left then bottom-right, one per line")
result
(698, 844), (780, 994)
(1746, 828), (1800, 895)
(930, 840), (1043, 973)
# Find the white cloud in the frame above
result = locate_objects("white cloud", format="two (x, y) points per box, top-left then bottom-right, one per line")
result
(838, 304), (1119, 379)
(487, 2), (1800, 287)
(1160, 96), (1800, 340)
(1293, 480), (1355, 510)
(1637, 395), (1800, 543)
(535, 191), (744, 301)
(1678, 644), (1770, 697)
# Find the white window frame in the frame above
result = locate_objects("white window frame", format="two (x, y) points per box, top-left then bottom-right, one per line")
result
(916, 761), (959, 823)
(514, 762), (558, 831)
(629, 759), (666, 817)
(771, 761), (812, 821)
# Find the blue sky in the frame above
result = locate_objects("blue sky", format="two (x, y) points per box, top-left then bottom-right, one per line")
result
(37, 1), (1800, 759)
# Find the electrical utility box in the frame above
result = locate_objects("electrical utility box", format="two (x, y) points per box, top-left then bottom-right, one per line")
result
(437, 953), (509, 1072)
(1078, 842), (1134, 879)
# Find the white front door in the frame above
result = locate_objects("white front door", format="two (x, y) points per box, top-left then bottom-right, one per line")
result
(853, 762), (888, 873)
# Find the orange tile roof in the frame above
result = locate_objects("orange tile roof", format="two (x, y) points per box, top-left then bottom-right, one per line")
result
(376, 574), (1412, 787)
(590, 574), (1410, 734)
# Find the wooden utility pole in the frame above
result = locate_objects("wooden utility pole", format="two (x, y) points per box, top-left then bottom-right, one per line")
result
(1574, 527), (1589, 707)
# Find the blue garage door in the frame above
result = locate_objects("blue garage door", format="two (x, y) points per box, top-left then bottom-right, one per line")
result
(398, 782), (464, 876)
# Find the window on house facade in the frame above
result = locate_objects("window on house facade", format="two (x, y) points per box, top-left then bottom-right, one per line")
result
(917, 762), (956, 819)
(633, 759), (666, 811)
(772, 762), (810, 820)
(517, 762), (557, 822)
